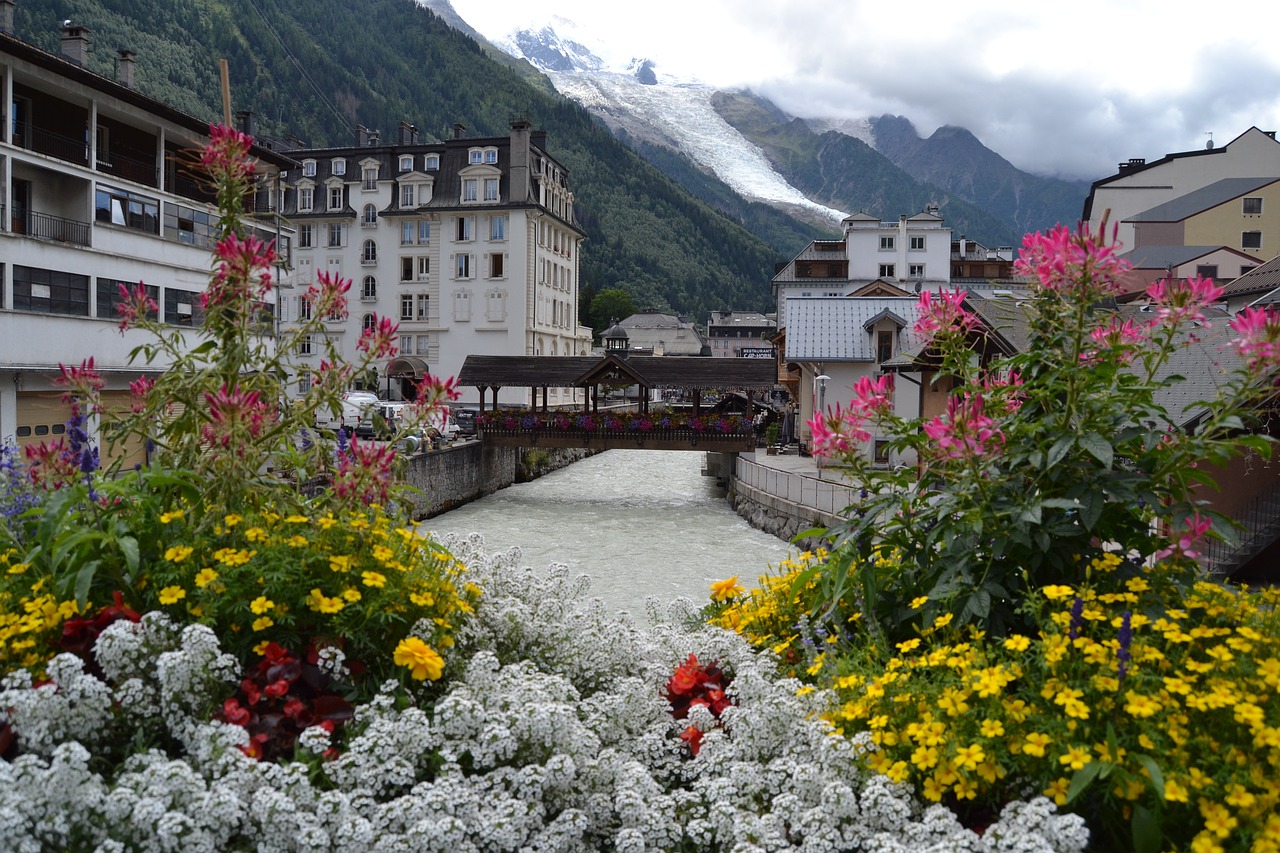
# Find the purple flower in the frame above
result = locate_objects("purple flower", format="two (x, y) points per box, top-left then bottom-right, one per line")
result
(1117, 610), (1133, 680)
(1067, 596), (1084, 640)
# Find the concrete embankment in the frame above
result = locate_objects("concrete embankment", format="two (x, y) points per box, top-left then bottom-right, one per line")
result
(401, 440), (594, 520)
(726, 452), (856, 547)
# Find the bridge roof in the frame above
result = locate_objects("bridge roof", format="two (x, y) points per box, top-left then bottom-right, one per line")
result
(457, 354), (778, 391)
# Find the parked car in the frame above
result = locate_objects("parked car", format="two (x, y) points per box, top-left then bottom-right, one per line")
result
(315, 391), (378, 433)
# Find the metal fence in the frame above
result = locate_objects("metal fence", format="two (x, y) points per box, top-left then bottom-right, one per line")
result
(734, 455), (856, 519)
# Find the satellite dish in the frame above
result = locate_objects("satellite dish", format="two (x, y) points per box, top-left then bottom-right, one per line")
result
(1205, 132), (1215, 150)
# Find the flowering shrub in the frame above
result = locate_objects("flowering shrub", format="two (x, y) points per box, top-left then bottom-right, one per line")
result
(478, 409), (753, 434)
(0, 536), (1090, 851)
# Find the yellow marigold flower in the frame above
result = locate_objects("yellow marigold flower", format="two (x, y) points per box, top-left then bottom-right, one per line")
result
(317, 514), (337, 530)
(1042, 584), (1075, 601)
(932, 613), (954, 630)
(251, 616), (273, 632)
(1045, 777), (1070, 806)
(922, 776), (946, 802)
(159, 510), (184, 524)
(306, 588), (345, 614)
(244, 527), (268, 543)
(341, 587), (362, 603)
(911, 744), (939, 770)
(285, 515), (309, 524)
(194, 568), (219, 588)
(1123, 691), (1162, 718)
(1023, 732), (1052, 757)
(410, 592), (435, 607)
(1164, 778), (1190, 803)
(361, 571), (387, 588)
(795, 685), (814, 697)
(329, 555), (352, 573)
(954, 743), (985, 771)
(158, 586), (186, 605)
(896, 638), (921, 653)
(252, 640), (270, 655)
(1003, 634), (1031, 652)
(710, 576), (745, 602)
(393, 637), (444, 680)
(249, 596), (275, 615)
(909, 596), (929, 609)
(979, 719), (1005, 738)
(223, 513), (241, 527)
(7, 561), (30, 575)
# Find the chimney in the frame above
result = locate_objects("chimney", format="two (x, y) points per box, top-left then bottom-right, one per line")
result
(367, 130), (379, 146)
(509, 119), (532, 204)
(355, 124), (368, 146)
(0, 0), (16, 35)
(60, 22), (91, 66)
(399, 121), (418, 145)
(115, 48), (136, 87)
(236, 110), (255, 138)
(453, 122), (466, 139)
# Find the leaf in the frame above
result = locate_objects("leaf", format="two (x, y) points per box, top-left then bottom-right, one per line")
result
(1079, 432), (1114, 469)
(1064, 761), (1103, 805)
(1047, 435), (1074, 469)
(1078, 490), (1103, 531)
(74, 558), (102, 608)
(1131, 804), (1162, 853)
(1135, 754), (1165, 799)
(118, 535), (141, 578)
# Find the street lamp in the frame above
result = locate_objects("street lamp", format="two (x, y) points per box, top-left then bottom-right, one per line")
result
(814, 373), (830, 479)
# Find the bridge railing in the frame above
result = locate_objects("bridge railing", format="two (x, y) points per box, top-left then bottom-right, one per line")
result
(734, 455), (857, 520)
(476, 409), (757, 451)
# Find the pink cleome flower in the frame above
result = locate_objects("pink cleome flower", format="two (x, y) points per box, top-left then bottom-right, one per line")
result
(1153, 513), (1212, 562)
(1228, 305), (1280, 374)
(357, 315), (400, 360)
(913, 289), (977, 342)
(1145, 275), (1225, 330)
(1013, 221), (1131, 297)
(922, 392), (1005, 462)
(808, 374), (894, 459)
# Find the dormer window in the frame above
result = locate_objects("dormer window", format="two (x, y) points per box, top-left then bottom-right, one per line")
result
(328, 186), (343, 210)
(298, 186), (313, 212)
(426, 154), (440, 171)
(401, 184), (415, 207)
(468, 148), (484, 165)
(362, 165), (378, 190)
(302, 160), (316, 177)
(484, 148), (498, 164)
(332, 159), (346, 176)
(399, 155), (414, 171)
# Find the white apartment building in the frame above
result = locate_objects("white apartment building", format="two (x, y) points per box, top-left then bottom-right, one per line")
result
(278, 120), (592, 408)
(0, 9), (292, 465)
(771, 207), (952, 324)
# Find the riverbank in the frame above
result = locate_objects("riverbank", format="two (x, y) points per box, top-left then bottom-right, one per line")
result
(727, 448), (856, 546)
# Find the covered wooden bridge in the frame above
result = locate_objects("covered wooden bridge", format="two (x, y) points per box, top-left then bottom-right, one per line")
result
(456, 354), (778, 451)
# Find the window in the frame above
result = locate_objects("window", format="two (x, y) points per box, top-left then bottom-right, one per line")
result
(13, 265), (90, 315)
(95, 185), (159, 234)
(298, 224), (313, 248)
(362, 204), (377, 226)
(877, 330), (894, 363)
(399, 155), (414, 171)
(425, 154), (439, 171)
(400, 294), (414, 320)
(483, 178), (499, 201)
(362, 313), (377, 333)
(1196, 264), (1218, 279)
(874, 440), (892, 465)
(1241, 265), (1257, 275)
(302, 160), (316, 177)
(416, 293), (430, 320)
(453, 289), (471, 321)
(1242, 231), (1263, 250)
(298, 375), (311, 394)
(463, 179), (478, 202)
(298, 334), (313, 356)
(416, 335), (430, 356)
(164, 202), (216, 248)
(328, 186), (343, 210)
(485, 148), (498, 164)
(910, 235), (926, 250)
(362, 166), (378, 190)
(909, 263), (925, 278)
(490, 215), (506, 241)
(417, 257), (430, 281)
(332, 159), (346, 176)
(456, 253), (472, 278)
(361, 240), (377, 264)
(401, 184), (415, 208)
(487, 289), (506, 321)
(879, 236), (894, 250)
(298, 296), (313, 321)
(328, 223), (344, 247)
(361, 276), (377, 301)
(489, 253), (505, 278)
(298, 187), (313, 212)
(879, 264), (895, 278)
(1243, 197), (1263, 215)
(457, 217), (472, 241)
(418, 221), (431, 244)
(468, 148), (484, 165)
(401, 257), (414, 282)
(164, 287), (202, 327)
(97, 279), (158, 321)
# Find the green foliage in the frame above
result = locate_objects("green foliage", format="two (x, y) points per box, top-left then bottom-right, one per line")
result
(586, 288), (636, 337)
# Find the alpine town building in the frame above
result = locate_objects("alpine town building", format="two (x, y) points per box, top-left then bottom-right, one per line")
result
(0, 10), (292, 467)
(278, 120), (592, 408)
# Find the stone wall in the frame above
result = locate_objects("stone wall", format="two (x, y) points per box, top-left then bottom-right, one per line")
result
(727, 458), (850, 548)
(401, 441), (593, 520)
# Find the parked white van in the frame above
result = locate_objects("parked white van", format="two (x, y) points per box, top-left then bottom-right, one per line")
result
(315, 391), (378, 432)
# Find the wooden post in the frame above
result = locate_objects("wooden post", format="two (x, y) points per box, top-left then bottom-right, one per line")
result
(219, 59), (232, 127)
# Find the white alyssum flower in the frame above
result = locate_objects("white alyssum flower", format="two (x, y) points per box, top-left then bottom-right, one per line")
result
(0, 532), (1090, 852)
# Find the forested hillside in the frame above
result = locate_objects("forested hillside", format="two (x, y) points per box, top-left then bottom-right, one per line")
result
(12, 0), (812, 319)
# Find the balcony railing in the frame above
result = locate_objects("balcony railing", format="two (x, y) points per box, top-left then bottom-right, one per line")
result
(9, 210), (91, 247)
(97, 149), (158, 188)
(1202, 482), (1280, 575)
(13, 122), (89, 166)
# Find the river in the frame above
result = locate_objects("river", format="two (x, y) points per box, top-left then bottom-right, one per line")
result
(420, 449), (796, 615)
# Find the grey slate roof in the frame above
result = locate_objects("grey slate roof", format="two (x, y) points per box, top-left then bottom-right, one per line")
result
(783, 297), (921, 361)
(1119, 245), (1248, 269)
(1222, 252), (1280, 298)
(1127, 177), (1280, 222)
(617, 311), (706, 355)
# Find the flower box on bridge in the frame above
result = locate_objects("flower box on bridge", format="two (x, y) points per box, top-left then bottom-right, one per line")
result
(477, 411), (758, 452)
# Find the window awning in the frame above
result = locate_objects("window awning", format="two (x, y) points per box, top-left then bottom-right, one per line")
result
(386, 356), (429, 378)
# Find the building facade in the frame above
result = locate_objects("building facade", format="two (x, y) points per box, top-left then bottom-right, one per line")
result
(278, 120), (592, 408)
(0, 11), (291, 463)
(705, 310), (775, 358)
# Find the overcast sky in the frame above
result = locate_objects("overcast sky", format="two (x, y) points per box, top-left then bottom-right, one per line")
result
(446, 0), (1280, 182)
